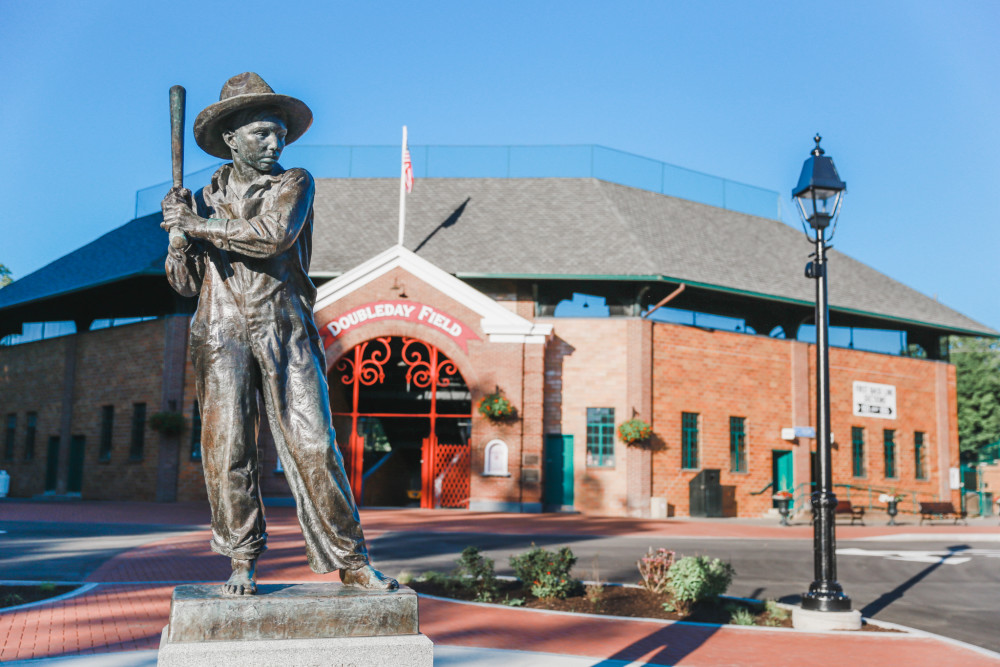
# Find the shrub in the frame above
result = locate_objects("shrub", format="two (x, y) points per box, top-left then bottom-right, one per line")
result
(510, 545), (579, 599)
(454, 546), (499, 602)
(666, 556), (735, 614)
(637, 547), (675, 595)
(727, 604), (756, 626)
(148, 411), (185, 435)
(618, 418), (653, 445)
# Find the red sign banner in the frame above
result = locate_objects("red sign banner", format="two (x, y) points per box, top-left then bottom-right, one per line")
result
(319, 301), (480, 352)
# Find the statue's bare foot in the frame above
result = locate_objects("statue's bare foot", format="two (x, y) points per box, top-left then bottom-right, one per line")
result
(222, 557), (257, 596)
(340, 563), (398, 590)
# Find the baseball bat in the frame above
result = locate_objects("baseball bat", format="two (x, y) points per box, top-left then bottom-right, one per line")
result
(168, 85), (188, 249)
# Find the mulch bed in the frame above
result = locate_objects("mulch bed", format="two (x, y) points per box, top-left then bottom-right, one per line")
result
(409, 578), (792, 627)
(409, 579), (900, 632)
(0, 584), (78, 609)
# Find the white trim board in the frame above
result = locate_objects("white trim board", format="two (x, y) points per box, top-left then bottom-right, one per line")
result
(314, 244), (551, 344)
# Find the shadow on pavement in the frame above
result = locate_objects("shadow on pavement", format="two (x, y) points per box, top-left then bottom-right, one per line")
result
(860, 544), (970, 618)
(590, 622), (720, 667)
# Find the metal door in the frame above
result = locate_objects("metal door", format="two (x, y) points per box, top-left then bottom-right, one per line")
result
(544, 434), (574, 509)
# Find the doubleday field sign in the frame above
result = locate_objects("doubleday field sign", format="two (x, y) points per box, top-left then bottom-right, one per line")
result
(320, 301), (479, 352)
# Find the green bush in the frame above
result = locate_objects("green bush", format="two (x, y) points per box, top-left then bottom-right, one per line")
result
(666, 556), (735, 614)
(455, 546), (499, 602)
(726, 604), (756, 626)
(510, 545), (580, 599)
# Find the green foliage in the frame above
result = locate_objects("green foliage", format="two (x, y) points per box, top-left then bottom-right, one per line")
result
(0, 264), (12, 288)
(666, 556), (735, 614)
(503, 595), (525, 607)
(618, 418), (653, 445)
(417, 570), (463, 592)
(38, 582), (56, 593)
(1, 592), (24, 607)
(396, 571), (414, 585)
(455, 546), (500, 602)
(478, 390), (515, 420)
(764, 599), (789, 624)
(148, 411), (186, 436)
(637, 547), (675, 594)
(726, 603), (756, 625)
(950, 337), (1000, 458)
(510, 544), (580, 599)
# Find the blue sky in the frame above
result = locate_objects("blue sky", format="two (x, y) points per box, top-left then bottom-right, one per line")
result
(2, 1), (998, 331)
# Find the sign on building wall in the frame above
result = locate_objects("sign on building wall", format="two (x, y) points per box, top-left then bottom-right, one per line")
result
(852, 381), (897, 419)
(319, 301), (480, 352)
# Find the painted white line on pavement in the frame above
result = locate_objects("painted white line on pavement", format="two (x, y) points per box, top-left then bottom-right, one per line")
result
(838, 546), (1000, 564)
(851, 532), (1000, 542)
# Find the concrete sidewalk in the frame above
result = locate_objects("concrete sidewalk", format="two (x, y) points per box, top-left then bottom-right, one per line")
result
(2, 500), (999, 666)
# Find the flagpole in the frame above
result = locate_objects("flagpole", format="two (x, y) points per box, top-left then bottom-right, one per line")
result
(398, 125), (407, 247)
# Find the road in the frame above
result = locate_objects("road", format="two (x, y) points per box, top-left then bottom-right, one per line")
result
(2, 518), (998, 653)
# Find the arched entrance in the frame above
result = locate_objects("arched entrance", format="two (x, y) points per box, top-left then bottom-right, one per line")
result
(329, 336), (472, 509)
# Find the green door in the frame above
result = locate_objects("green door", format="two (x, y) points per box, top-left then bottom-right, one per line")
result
(772, 449), (794, 507)
(67, 435), (85, 493)
(45, 436), (60, 492)
(544, 434), (574, 509)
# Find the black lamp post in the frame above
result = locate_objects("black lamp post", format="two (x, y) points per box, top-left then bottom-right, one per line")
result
(793, 134), (852, 613)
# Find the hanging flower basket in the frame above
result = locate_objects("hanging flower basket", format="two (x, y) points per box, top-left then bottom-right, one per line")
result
(478, 391), (515, 421)
(618, 418), (653, 446)
(148, 411), (186, 436)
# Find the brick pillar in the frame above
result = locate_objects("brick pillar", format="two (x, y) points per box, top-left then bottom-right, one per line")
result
(790, 341), (812, 512)
(625, 319), (653, 517)
(155, 316), (189, 502)
(55, 335), (79, 494)
(934, 362), (953, 502)
(521, 340), (546, 511)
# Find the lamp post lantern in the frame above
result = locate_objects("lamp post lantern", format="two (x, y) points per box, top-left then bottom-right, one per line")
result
(791, 135), (861, 630)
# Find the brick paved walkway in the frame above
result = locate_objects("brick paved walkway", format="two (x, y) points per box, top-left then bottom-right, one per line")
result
(2, 501), (998, 665)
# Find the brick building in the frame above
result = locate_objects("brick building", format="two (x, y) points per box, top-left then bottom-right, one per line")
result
(1, 174), (993, 516)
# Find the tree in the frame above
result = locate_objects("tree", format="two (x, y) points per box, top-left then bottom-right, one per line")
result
(0, 264), (11, 288)
(950, 336), (1000, 460)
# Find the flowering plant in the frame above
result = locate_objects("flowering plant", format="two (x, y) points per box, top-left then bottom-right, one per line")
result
(478, 390), (515, 420)
(148, 411), (185, 436)
(772, 490), (793, 500)
(618, 418), (653, 446)
(879, 492), (904, 503)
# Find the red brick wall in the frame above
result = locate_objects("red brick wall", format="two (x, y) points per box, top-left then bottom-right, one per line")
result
(71, 321), (165, 501)
(539, 318), (630, 515)
(646, 322), (958, 517)
(0, 336), (69, 496)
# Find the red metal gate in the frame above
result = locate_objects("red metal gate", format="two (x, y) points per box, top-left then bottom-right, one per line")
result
(332, 336), (471, 507)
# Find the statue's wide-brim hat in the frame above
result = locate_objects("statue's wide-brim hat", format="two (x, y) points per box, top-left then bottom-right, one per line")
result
(194, 72), (313, 159)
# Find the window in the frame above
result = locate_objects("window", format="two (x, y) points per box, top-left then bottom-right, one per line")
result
(883, 429), (896, 479)
(130, 403), (146, 460)
(914, 431), (927, 480)
(4, 414), (15, 460)
(729, 416), (747, 472)
(99, 406), (114, 461)
(190, 401), (202, 461)
(586, 408), (615, 467)
(681, 412), (699, 469)
(24, 412), (37, 461)
(851, 427), (865, 477)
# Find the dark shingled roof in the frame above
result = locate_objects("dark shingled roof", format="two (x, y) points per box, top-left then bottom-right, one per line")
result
(1, 177), (994, 336)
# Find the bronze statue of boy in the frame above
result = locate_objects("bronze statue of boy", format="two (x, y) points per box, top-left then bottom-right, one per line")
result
(161, 72), (396, 595)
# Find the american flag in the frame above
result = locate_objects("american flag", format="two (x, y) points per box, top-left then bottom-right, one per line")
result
(403, 148), (413, 193)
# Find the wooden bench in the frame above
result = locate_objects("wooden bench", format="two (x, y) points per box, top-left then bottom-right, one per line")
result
(810, 500), (865, 525)
(836, 500), (865, 525)
(919, 501), (967, 525)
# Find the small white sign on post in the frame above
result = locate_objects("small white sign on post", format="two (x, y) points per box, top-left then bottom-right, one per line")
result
(853, 381), (897, 419)
(949, 467), (962, 490)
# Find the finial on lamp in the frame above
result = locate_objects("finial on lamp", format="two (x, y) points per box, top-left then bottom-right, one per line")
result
(812, 134), (824, 156)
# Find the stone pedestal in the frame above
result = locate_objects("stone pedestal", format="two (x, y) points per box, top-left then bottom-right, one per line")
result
(791, 606), (863, 631)
(157, 583), (433, 666)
